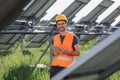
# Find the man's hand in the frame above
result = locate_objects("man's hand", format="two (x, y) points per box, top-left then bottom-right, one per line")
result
(52, 46), (62, 55)
(61, 49), (68, 55)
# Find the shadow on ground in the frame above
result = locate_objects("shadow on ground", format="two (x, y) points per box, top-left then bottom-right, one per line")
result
(4, 65), (32, 80)
(22, 50), (32, 56)
(0, 51), (12, 57)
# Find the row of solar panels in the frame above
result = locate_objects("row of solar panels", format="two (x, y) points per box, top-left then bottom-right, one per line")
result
(0, 26), (118, 50)
(0, 0), (120, 50)
(1, 0), (120, 32)
(0, 33), (49, 50)
(0, 0), (120, 29)
(0, 0), (58, 50)
(30, 0), (120, 26)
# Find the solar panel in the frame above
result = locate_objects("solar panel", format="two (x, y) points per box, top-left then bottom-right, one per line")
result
(0, 0), (30, 29)
(51, 28), (120, 80)
(0, 34), (21, 50)
(0, 44), (14, 50)
(75, 0), (114, 44)
(62, 0), (90, 21)
(78, 0), (114, 23)
(26, 34), (49, 48)
(100, 6), (120, 24)
(45, 0), (90, 26)
(21, 0), (56, 22)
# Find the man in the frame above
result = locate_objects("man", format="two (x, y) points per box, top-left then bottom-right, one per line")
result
(50, 14), (80, 78)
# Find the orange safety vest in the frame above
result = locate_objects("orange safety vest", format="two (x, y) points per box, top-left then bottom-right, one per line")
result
(51, 31), (76, 67)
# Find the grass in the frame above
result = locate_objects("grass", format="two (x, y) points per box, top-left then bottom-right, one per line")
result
(0, 39), (120, 80)
(0, 42), (50, 80)
(107, 70), (120, 80)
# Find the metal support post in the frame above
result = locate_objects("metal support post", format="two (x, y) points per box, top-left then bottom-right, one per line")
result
(31, 16), (35, 31)
(31, 42), (51, 72)
(49, 31), (54, 65)
(20, 34), (25, 52)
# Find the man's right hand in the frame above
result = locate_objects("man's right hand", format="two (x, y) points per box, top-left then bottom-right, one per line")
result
(52, 46), (62, 55)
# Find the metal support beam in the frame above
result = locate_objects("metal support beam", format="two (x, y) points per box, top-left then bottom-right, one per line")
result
(0, 30), (112, 35)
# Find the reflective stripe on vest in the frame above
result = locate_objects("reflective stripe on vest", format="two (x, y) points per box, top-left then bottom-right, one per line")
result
(54, 56), (76, 62)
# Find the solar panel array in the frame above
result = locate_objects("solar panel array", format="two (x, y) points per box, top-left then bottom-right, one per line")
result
(0, 0), (119, 51)
(100, 6), (120, 24)
(78, 0), (114, 24)
(0, 0), (120, 79)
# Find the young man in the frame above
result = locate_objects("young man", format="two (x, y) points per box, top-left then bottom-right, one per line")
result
(50, 14), (80, 78)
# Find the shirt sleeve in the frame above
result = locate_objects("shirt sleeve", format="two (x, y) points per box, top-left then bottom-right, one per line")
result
(72, 35), (79, 50)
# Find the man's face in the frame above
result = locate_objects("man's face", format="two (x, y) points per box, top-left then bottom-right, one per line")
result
(56, 21), (67, 32)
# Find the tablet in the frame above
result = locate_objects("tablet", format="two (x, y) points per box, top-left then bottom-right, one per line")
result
(52, 46), (61, 51)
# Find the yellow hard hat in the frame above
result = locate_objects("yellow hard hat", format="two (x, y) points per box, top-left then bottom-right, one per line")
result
(55, 14), (68, 23)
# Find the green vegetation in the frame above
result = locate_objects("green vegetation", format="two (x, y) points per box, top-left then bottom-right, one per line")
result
(80, 39), (96, 55)
(0, 39), (120, 80)
(0, 43), (50, 80)
(107, 70), (120, 80)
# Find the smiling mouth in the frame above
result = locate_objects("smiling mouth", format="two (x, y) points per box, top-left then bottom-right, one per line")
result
(59, 27), (64, 29)
(59, 27), (65, 29)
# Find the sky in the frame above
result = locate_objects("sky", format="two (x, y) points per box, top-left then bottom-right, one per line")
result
(41, 0), (120, 26)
